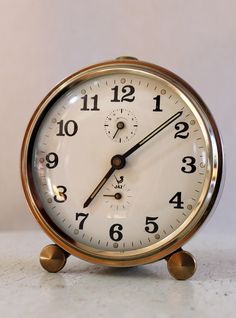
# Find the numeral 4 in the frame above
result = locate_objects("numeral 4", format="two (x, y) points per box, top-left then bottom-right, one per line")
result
(169, 192), (184, 209)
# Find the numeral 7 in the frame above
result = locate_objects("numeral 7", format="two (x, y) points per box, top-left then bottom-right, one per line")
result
(75, 213), (89, 229)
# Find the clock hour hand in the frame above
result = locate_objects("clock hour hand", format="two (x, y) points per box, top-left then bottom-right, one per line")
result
(83, 153), (126, 208)
(83, 154), (126, 208)
(83, 166), (115, 208)
(123, 111), (182, 158)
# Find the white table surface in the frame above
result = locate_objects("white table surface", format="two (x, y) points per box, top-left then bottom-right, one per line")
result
(0, 230), (235, 318)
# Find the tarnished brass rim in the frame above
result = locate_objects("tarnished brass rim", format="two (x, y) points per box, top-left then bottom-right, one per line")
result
(21, 58), (224, 267)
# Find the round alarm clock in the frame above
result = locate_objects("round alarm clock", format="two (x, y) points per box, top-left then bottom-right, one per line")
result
(21, 57), (224, 279)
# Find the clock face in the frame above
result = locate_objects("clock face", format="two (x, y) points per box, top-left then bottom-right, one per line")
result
(29, 68), (214, 257)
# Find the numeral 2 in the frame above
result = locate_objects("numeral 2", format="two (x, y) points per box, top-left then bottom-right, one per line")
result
(174, 122), (189, 139)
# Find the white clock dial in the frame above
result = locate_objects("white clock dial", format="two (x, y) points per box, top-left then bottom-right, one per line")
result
(32, 72), (211, 253)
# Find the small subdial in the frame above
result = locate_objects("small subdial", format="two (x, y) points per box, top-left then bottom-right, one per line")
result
(103, 175), (132, 215)
(104, 108), (138, 143)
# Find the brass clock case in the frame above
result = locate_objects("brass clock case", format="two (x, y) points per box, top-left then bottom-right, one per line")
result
(21, 58), (224, 267)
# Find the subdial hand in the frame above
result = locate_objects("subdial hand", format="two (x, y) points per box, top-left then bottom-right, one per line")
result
(103, 193), (122, 200)
(112, 121), (125, 139)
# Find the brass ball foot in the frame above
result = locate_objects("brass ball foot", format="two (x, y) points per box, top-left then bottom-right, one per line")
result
(166, 249), (197, 280)
(40, 244), (69, 273)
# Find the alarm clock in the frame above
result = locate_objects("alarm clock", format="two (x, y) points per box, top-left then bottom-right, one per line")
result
(21, 57), (224, 279)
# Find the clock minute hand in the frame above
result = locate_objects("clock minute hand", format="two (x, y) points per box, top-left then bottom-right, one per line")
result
(83, 154), (126, 208)
(83, 111), (182, 209)
(123, 111), (183, 159)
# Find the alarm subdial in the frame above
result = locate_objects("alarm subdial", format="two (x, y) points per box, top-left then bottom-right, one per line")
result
(103, 174), (132, 215)
(104, 108), (138, 143)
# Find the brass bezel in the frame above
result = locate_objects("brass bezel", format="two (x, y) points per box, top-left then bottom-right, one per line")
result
(21, 58), (224, 267)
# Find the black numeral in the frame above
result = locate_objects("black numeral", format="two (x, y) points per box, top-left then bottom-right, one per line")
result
(54, 185), (67, 203)
(174, 122), (189, 139)
(109, 224), (123, 241)
(169, 192), (184, 209)
(56, 120), (78, 136)
(111, 85), (135, 102)
(46, 152), (58, 169)
(181, 156), (196, 173)
(81, 94), (99, 111)
(153, 95), (162, 112)
(145, 217), (159, 233)
(75, 213), (89, 229)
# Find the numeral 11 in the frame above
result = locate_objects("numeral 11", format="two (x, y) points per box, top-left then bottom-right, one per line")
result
(81, 94), (99, 111)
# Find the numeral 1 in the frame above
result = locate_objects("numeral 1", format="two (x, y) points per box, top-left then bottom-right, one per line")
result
(153, 95), (162, 112)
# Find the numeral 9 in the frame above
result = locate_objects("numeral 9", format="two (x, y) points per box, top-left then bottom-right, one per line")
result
(46, 152), (58, 169)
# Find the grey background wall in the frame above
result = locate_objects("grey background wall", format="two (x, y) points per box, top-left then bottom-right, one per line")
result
(0, 0), (235, 232)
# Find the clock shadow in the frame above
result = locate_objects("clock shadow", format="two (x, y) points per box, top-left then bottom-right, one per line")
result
(61, 247), (236, 281)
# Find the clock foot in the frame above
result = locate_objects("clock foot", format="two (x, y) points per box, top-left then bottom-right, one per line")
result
(39, 244), (70, 273)
(166, 248), (197, 280)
